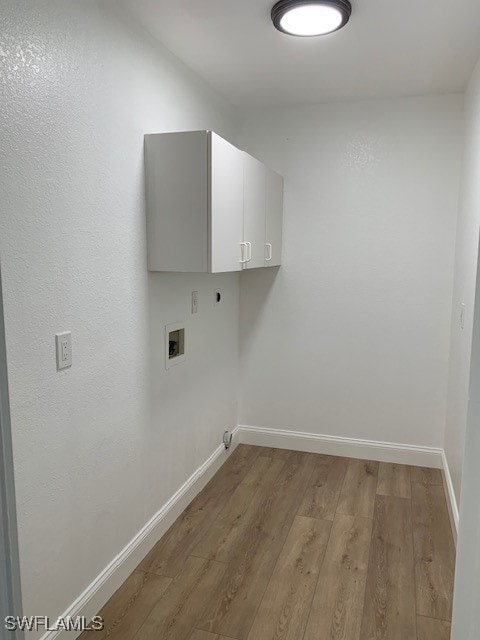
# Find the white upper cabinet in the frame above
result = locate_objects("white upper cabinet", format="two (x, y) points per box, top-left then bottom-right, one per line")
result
(145, 130), (283, 273)
(265, 168), (284, 267)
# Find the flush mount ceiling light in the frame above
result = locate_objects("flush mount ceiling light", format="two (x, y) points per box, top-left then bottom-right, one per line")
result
(271, 0), (352, 37)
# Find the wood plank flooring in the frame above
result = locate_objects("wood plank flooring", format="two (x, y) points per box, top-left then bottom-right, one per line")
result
(79, 445), (455, 640)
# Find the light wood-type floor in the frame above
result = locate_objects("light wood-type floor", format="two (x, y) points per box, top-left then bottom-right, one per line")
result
(79, 445), (455, 640)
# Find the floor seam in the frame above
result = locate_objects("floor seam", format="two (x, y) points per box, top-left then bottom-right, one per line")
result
(417, 614), (452, 623)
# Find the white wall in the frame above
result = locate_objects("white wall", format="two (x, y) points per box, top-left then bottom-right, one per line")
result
(239, 96), (463, 448)
(444, 59), (480, 503)
(0, 0), (240, 630)
(447, 55), (480, 640)
(451, 230), (480, 640)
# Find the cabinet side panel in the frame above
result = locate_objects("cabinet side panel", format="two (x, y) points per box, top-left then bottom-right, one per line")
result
(243, 152), (267, 269)
(145, 132), (208, 272)
(210, 133), (244, 273)
(265, 169), (284, 267)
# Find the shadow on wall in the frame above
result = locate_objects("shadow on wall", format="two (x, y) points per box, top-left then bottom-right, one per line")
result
(239, 266), (280, 349)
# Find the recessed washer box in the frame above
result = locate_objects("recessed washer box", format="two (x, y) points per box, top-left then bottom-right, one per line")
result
(165, 323), (186, 369)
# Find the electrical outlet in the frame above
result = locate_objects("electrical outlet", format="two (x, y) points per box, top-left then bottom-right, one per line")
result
(56, 332), (72, 370)
(192, 291), (198, 314)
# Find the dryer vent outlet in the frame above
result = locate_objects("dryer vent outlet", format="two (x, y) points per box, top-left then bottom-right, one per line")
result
(223, 431), (233, 450)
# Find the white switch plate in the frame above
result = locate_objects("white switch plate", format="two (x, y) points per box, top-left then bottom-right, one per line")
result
(460, 303), (466, 330)
(192, 291), (198, 314)
(56, 332), (72, 370)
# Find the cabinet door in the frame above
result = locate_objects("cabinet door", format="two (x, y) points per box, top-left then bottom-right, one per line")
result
(265, 168), (283, 267)
(243, 153), (267, 269)
(210, 132), (244, 273)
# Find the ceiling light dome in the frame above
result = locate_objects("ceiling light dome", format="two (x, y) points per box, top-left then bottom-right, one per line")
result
(271, 0), (352, 37)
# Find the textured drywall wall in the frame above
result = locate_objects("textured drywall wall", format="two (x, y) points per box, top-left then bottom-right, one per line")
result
(444, 59), (480, 503)
(239, 95), (463, 448)
(0, 0), (239, 630)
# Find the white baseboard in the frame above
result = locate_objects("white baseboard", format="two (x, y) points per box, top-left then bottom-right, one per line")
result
(238, 425), (444, 469)
(39, 428), (239, 640)
(441, 450), (459, 544)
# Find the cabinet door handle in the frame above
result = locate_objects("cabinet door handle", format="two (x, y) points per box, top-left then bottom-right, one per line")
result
(239, 242), (248, 263)
(265, 243), (273, 261)
(246, 242), (252, 262)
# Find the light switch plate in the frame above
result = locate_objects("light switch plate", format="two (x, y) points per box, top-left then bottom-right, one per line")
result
(56, 332), (72, 370)
(192, 291), (198, 314)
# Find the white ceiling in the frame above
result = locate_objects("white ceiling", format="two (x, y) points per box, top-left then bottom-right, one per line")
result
(119, 0), (480, 108)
